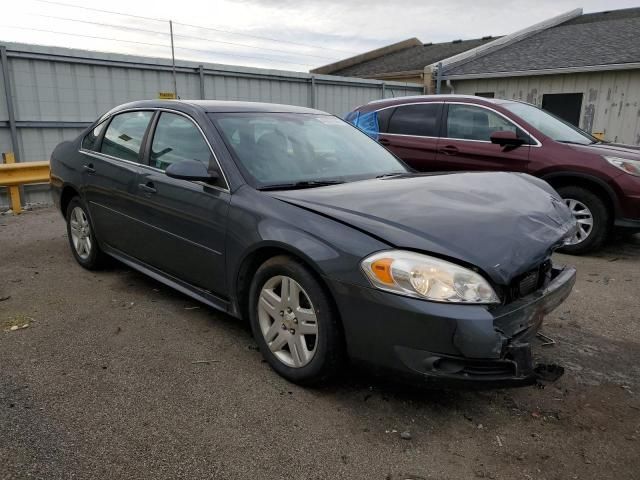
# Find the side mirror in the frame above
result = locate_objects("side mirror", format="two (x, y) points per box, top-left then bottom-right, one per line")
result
(165, 159), (219, 183)
(490, 130), (526, 148)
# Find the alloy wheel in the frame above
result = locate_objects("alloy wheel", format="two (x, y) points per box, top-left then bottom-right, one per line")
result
(564, 198), (593, 245)
(69, 206), (93, 260)
(257, 275), (318, 368)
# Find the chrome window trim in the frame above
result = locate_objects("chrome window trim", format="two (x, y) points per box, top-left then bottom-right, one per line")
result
(372, 100), (542, 147)
(80, 149), (141, 168)
(382, 133), (440, 140)
(78, 107), (231, 192)
(374, 101), (445, 112)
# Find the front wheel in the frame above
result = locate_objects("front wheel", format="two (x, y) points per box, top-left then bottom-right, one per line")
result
(556, 185), (610, 255)
(248, 255), (345, 386)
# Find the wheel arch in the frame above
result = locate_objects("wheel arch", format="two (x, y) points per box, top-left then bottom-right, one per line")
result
(541, 172), (618, 217)
(233, 242), (337, 323)
(60, 184), (81, 216)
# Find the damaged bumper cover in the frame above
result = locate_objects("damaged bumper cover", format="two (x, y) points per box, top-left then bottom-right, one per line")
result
(329, 265), (576, 387)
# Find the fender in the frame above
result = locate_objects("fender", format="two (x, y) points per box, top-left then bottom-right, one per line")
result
(540, 171), (621, 217)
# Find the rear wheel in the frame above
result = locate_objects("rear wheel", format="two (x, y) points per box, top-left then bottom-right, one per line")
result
(65, 197), (107, 269)
(248, 255), (345, 385)
(557, 185), (610, 254)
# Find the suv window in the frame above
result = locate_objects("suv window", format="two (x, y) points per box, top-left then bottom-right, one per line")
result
(81, 120), (107, 151)
(101, 111), (153, 162)
(150, 112), (213, 171)
(446, 104), (519, 141)
(386, 104), (441, 137)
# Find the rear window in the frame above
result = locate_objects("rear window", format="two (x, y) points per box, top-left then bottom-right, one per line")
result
(81, 121), (107, 151)
(100, 111), (153, 162)
(387, 104), (442, 137)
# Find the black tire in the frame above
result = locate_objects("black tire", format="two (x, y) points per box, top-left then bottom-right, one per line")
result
(248, 255), (345, 386)
(65, 197), (107, 270)
(556, 185), (610, 255)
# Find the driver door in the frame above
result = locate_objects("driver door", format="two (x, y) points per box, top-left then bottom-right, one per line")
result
(435, 103), (531, 172)
(132, 111), (231, 297)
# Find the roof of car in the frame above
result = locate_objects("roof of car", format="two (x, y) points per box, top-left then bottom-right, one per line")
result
(112, 99), (328, 115)
(363, 94), (515, 109)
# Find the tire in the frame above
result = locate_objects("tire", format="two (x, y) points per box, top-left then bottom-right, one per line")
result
(65, 197), (107, 269)
(556, 185), (610, 255)
(248, 255), (345, 386)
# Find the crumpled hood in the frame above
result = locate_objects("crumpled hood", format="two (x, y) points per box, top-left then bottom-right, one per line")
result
(271, 172), (576, 285)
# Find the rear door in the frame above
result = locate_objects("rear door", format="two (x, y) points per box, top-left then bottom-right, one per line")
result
(133, 110), (230, 297)
(81, 110), (154, 259)
(435, 103), (531, 172)
(377, 103), (443, 171)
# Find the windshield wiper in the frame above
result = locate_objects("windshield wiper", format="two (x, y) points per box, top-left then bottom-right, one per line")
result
(375, 173), (404, 179)
(258, 179), (345, 191)
(557, 140), (590, 145)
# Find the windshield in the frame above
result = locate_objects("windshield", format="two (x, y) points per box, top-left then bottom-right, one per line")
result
(209, 112), (407, 187)
(503, 102), (597, 145)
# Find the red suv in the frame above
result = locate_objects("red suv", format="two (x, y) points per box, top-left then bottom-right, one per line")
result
(346, 95), (640, 254)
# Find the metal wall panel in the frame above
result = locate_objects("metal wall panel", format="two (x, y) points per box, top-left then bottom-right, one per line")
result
(0, 53), (7, 122)
(0, 42), (421, 208)
(451, 70), (640, 145)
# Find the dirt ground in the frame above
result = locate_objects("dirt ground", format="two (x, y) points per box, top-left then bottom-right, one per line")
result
(1, 207), (639, 480)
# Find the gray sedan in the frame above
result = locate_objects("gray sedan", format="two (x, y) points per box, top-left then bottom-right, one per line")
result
(50, 100), (577, 387)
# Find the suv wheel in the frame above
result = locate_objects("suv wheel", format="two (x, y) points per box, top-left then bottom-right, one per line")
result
(557, 185), (610, 254)
(65, 197), (107, 269)
(248, 255), (345, 385)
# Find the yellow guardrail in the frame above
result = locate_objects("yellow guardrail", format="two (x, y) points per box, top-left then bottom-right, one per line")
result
(0, 152), (50, 214)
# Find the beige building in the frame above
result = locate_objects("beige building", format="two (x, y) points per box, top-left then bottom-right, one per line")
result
(442, 8), (640, 144)
(315, 7), (640, 145)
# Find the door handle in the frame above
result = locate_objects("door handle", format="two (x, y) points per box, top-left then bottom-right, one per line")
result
(138, 182), (157, 194)
(378, 138), (391, 146)
(439, 145), (459, 156)
(83, 163), (96, 174)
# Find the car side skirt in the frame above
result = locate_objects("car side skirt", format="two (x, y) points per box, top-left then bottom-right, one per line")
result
(101, 244), (232, 315)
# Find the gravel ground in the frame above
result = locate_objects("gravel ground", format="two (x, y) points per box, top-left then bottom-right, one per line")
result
(1, 207), (639, 480)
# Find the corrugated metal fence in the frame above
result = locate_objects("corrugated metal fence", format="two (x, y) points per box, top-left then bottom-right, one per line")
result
(0, 42), (422, 208)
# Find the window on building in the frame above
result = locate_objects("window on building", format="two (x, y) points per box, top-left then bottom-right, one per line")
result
(475, 92), (495, 98)
(541, 93), (583, 127)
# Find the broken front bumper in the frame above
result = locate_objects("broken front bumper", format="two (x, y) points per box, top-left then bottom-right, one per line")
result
(329, 265), (576, 387)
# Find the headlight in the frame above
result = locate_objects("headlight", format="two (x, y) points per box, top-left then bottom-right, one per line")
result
(604, 156), (640, 177)
(361, 250), (499, 304)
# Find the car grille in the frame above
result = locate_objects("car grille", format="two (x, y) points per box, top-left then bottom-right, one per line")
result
(518, 270), (539, 297)
(508, 260), (552, 302)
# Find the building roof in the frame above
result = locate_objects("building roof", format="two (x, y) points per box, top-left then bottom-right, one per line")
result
(311, 37), (498, 77)
(445, 8), (640, 77)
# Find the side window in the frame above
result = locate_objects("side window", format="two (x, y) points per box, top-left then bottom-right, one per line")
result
(101, 111), (153, 162)
(81, 120), (107, 151)
(150, 112), (213, 171)
(387, 104), (442, 137)
(376, 108), (394, 133)
(446, 104), (519, 141)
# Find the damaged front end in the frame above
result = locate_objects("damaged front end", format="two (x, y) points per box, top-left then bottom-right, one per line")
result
(394, 264), (576, 387)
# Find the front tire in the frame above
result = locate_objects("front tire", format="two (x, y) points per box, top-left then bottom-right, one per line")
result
(65, 197), (107, 269)
(248, 255), (345, 386)
(557, 185), (610, 255)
